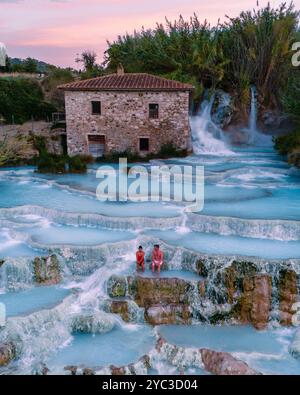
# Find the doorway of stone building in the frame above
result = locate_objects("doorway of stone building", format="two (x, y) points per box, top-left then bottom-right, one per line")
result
(88, 135), (106, 158)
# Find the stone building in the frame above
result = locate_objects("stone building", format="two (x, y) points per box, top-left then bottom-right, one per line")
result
(59, 71), (194, 157)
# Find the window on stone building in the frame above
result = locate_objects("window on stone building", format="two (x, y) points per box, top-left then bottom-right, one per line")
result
(149, 103), (159, 119)
(139, 138), (150, 152)
(91, 101), (101, 115)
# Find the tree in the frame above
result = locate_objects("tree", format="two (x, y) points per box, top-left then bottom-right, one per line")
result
(76, 51), (97, 72)
(76, 50), (104, 79)
(22, 57), (38, 73)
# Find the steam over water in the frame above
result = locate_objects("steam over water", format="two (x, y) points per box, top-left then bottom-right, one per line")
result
(0, 93), (300, 375)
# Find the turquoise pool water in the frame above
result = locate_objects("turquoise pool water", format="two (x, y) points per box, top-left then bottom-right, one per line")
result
(48, 325), (155, 370)
(159, 325), (300, 375)
(0, 146), (300, 375)
(0, 286), (70, 317)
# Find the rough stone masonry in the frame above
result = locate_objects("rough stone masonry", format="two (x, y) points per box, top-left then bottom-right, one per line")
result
(59, 73), (194, 156)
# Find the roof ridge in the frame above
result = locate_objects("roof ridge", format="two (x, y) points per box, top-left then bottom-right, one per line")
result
(58, 72), (194, 91)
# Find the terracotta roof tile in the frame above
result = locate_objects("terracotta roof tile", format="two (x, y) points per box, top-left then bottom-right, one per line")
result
(58, 73), (194, 92)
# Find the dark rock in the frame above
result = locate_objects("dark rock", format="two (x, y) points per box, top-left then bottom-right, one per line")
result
(0, 342), (16, 367)
(139, 355), (151, 369)
(279, 269), (298, 326)
(196, 260), (208, 277)
(239, 274), (272, 330)
(64, 365), (78, 375)
(224, 266), (237, 304)
(231, 261), (258, 290)
(0, 260), (4, 268)
(107, 275), (127, 298)
(34, 363), (50, 375)
(198, 280), (206, 297)
(200, 349), (260, 375)
(110, 301), (130, 322)
(110, 366), (126, 375)
(33, 255), (61, 285)
(83, 368), (95, 376)
(209, 311), (234, 325)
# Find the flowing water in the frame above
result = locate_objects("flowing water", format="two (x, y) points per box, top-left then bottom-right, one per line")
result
(0, 92), (300, 375)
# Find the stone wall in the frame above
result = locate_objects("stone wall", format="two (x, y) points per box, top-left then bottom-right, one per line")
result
(64, 90), (191, 156)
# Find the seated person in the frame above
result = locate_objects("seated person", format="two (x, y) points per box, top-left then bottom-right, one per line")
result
(136, 246), (145, 272)
(152, 244), (164, 274)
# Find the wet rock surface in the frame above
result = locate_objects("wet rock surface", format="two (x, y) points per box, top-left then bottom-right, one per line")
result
(239, 274), (272, 330)
(109, 301), (130, 322)
(127, 276), (192, 325)
(279, 269), (299, 326)
(71, 311), (115, 334)
(33, 255), (61, 285)
(145, 304), (192, 325)
(200, 349), (260, 376)
(62, 355), (151, 376)
(0, 342), (16, 367)
(107, 275), (127, 298)
(128, 276), (191, 307)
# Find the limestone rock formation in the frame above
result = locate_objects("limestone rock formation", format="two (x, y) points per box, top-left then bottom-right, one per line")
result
(279, 269), (298, 326)
(145, 304), (192, 325)
(71, 311), (115, 334)
(33, 254), (61, 285)
(127, 276), (191, 325)
(107, 275), (127, 298)
(128, 277), (190, 307)
(239, 274), (272, 330)
(109, 301), (130, 322)
(0, 342), (16, 367)
(200, 349), (260, 375)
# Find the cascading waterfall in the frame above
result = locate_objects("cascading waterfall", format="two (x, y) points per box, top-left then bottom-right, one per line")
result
(249, 86), (258, 140)
(191, 93), (233, 155)
(245, 86), (272, 147)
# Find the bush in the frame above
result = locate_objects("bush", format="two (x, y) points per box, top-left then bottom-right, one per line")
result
(274, 130), (300, 155)
(37, 153), (67, 174)
(274, 129), (300, 168)
(156, 142), (188, 159)
(68, 155), (90, 173)
(0, 77), (57, 124)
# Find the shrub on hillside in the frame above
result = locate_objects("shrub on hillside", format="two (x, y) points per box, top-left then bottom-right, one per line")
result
(0, 77), (56, 124)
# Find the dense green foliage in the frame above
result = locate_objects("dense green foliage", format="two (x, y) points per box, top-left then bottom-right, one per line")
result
(274, 67), (300, 167)
(105, 3), (299, 108)
(282, 69), (300, 122)
(0, 77), (56, 124)
(0, 56), (54, 74)
(76, 51), (104, 80)
(275, 129), (300, 167)
(32, 135), (92, 174)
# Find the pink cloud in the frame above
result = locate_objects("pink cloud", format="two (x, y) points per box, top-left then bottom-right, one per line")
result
(1, 0), (299, 67)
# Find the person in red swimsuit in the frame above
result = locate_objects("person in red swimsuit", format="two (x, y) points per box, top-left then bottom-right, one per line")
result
(136, 246), (145, 272)
(152, 245), (164, 274)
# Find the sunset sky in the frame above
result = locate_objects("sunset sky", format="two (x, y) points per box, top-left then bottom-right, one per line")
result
(1, 0), (299, 67)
